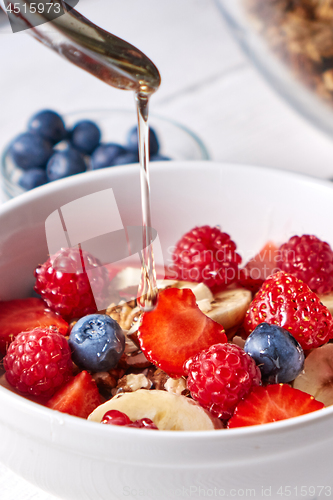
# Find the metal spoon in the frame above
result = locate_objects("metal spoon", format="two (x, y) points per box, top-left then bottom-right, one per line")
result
(0, 0), (161, 94)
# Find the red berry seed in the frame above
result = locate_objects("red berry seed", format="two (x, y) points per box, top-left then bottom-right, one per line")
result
(102, 410), (158, 429)
(102, 410), (132, 426)
(171, 225), (241, 291)
(3, 327), (73, 398)
(127, 418), (158, 429)
(184, 343), (261, 420)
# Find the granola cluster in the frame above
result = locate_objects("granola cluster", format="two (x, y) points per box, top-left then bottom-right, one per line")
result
(106, 299), (142, 331)
(246, 0), (333, 102)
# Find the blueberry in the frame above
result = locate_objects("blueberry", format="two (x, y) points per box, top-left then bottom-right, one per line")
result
(18, 168), (48, 190)
(244, 323), (304, 383)
(126, 126), (159, 156)
(46, 146), (86, 181)
(8, 132), (53, 170)
(53, 139), (73, 152)
(68, 314), (125, 372)
(150, 154), (171, 161)
(112, 151), (139, 165)
(91, 143), (127, 169)
(28, 109), (67, 145)
(70, 120), (101, 155)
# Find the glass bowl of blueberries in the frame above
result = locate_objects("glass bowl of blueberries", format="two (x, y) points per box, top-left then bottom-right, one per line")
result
(1, 108), (210, 200)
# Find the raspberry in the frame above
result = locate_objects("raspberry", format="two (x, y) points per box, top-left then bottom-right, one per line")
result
(184, 343), (261, 420)
(171, 225), (241, 290)
(279, 235), (333, 295)
(3, 328), (73, 398)
(34, 247), (108, 321)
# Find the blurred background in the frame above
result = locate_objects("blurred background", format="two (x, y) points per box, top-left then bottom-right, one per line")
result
(1, 0), (333, 181)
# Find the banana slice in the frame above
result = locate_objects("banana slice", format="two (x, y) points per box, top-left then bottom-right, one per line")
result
(293, 343), (333, 406)
(205, 287), (252, 330)
(110, 267), (251, 332)
(111, 267), (141, 290)
(88, 389), (223, 430)
(157, 280), (251, 330)
(319, 292), (333, 316)
(158, 280), (214, 313)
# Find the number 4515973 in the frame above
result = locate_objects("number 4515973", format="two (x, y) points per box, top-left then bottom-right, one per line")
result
(277, 485), (332, 497)
(5, 3), (61, 14)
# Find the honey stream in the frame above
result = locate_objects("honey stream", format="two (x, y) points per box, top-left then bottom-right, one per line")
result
(7, 0), (161, 311)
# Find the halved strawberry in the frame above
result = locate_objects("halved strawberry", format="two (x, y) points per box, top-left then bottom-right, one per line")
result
(47, 371), (102, 419)
(244, 271), (333, 350)
(0, 298), (68, 355)
(137, 287), (227, 378)
(238, 241), (281, 292)
(228, 384), (324, 428)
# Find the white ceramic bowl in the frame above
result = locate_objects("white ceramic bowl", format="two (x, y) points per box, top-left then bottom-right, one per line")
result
(1, 161), (333, 500)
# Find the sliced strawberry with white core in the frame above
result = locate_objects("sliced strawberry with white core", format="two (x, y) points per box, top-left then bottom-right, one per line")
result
(238, 241), (281, 292)
(0, 298), (68, 355)
(47, 371), (101, 419)
(228, 384), (324, 428)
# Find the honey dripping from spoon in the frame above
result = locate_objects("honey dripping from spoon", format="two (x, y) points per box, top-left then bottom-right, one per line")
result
(4, 0), (161, 310)
(136, 91), (158, 312)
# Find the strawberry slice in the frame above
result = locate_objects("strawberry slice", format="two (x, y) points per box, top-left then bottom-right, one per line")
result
(47, 371), (101, 419)
(228, 384), (324, 428)
(244, 271), (333, 350)
(137, 287), (227, 378)
(0, 298), (68, 355)
(228, 384), (324, 429)
(238, 241), (281, 292)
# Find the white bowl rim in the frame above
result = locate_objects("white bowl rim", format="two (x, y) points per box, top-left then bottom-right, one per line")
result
(0, 377), (332, 438)
(1, 158), (331, 212)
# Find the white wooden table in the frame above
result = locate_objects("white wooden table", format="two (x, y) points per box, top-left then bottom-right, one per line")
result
(1, 0), (333, 498)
